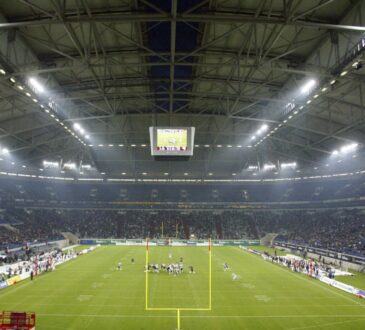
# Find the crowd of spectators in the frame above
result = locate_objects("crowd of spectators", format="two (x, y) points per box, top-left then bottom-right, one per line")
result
(1, 177), (365, 204)
(0, 208), (364, 257)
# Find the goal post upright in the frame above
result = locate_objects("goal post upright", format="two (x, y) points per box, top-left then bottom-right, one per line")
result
(209, 238), (212, 310)
(145, 238), (149, 310)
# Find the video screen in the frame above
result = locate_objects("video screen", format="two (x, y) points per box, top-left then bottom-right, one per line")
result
(156, 128), (188, 151)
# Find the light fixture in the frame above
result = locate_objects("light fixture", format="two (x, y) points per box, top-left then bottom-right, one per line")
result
(281, 162), (297, 169)
(352, 61), (362, 70)
(164, 172), (169, 176)
(332, 150), (339, 156)
(330, 79), (336, 85)
(340, 70), (348, 77)
(2, 148), (9, 155)
(29, 77), (45, 93)
(64, 162), (76, 170)
(301, 79), (316, 94)
(321, 87), (328, 92)
(340, 143), (358, 154)
(43, 160), (59, 168)
(0, 69), (5, 75)
(73, 123), (81, 131)
(263, 164), (276, 171)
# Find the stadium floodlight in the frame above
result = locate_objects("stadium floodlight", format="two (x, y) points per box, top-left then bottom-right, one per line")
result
(208, 173), (213, 176)
(330, 79), (336, 85)
(340, 143), (358, 154)
(43, 160), (59, 168)
(85, 135), (90, 139)
(142, 172), (147, 175)
(1, 148), (9, 155)
(260, 124), (269, 132)
(108, 144), (114, 147)
(281, 162), (297, 169)
(216, 144), (222, 148)
(73, 123), (81, 131)
(64, 162), (76, 170)
(121, 172), (126, 175)
(251, 135), (256, 141)
(263, 164), (276, 171)
(0, 68), (5, 75)
(321, 87), (328, 92)
(79, 128), (85, 135)
(332, 150), (339, 156)
(164, 172), (169, 175)
(301, 79), (316, 94)
(247, 165), (258, 171)
(184, 172), (189, 176)
(340, 70), (348, 77)
(29, 77), (45, 93)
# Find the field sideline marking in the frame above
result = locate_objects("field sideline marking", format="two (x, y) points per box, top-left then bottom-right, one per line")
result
(37, 313), (365, 319)
(145, 239), (212, 329)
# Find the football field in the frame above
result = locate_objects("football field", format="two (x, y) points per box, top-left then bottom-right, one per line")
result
(1, 246), (365, 330)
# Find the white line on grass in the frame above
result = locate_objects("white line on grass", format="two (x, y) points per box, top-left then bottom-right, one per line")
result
(37, 313), (365, 319)
(287, 317), (365, 330)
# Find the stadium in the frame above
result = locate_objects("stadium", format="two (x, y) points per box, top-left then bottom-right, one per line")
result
(0, 0), (365, 329)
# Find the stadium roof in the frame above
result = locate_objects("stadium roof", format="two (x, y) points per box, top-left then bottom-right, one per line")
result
(0, 0), (365, 179)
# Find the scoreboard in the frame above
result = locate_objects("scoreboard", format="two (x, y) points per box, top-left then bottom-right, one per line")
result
(149, 127), (195, 157)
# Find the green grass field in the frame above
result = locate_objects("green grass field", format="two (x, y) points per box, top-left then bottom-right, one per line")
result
(157, 129), (187, 149)
(1, 246), (365, 329)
